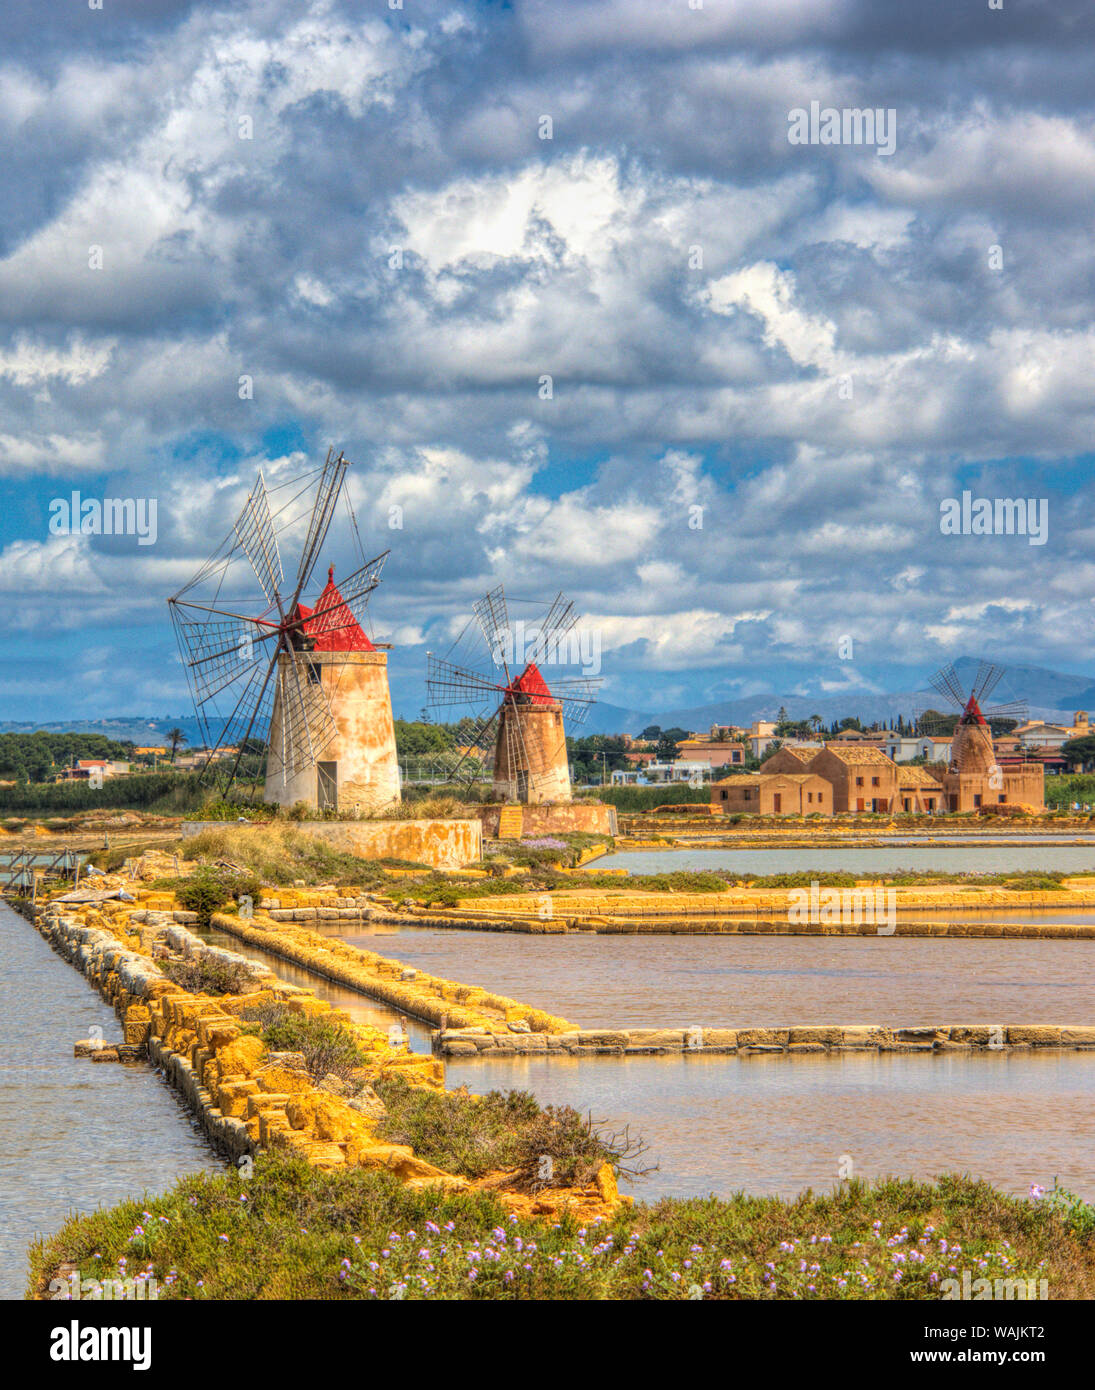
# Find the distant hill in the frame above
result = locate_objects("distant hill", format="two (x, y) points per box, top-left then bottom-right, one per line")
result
(6, 656), (1093, 742)
(579, 656), (1095, 736)
(0, 716), (206, 746)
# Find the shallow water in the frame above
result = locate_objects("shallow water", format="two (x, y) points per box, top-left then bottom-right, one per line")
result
(594, 846), (1095, 874)
(318, 921), (1095, 1029)
(185, 917), (1095, 1206)
(0, 903), (222, 1301)
(446, 1049), (1095, 1202)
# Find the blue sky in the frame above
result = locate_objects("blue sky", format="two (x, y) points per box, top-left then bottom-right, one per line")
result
(2, 0), (1095, 724)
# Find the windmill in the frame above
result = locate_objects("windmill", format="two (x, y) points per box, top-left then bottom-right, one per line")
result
(917, 662), (1028, 773)
(168, 449), (400, 812)
(425, 585), (601, 803)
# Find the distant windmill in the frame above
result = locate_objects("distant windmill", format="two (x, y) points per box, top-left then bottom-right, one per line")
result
(168, 449), (400, 811)
(916, 662), (1028, 772)
(425, 585), (601, 803)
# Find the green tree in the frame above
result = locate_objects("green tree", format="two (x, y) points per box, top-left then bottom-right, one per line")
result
(1061, 734), (1095, 771)
(167, 728), (188, 762)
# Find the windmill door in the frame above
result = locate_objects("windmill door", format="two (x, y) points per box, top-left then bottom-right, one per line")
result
(773, 792), (782, 813)
(317, 761), (338, 811)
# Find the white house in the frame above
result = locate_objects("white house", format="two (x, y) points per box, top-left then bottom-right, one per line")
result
(884, 733), (924, 763)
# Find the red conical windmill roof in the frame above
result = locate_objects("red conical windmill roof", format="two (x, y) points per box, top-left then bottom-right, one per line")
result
(508, 661), (554, 704)
(961, 693), (987, 726)
(292, 566), (375, 652)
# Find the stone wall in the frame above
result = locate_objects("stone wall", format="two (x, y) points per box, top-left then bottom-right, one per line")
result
(475, 802), (618, 837)
(437, 1022), (1095, 1058)
(181, 817), (483, 869)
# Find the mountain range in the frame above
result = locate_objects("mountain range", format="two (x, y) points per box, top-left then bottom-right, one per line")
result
(2, 657), (1092, 743)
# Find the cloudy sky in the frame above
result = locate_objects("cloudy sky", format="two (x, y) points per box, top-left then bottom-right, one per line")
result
(2, 0), (1094, 724)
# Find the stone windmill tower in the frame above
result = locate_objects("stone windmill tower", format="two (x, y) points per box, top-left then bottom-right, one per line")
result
(918, 662), (1042, 812)
(425, 585), (600, 804)
(169, 450), (400, 814)
(265, 563), (400, 812)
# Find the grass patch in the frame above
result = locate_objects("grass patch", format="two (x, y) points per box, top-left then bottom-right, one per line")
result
(371, 1075), (643, 1188)
(179, 824), (390, 889)
(598, 785), (713, 812)
(26, 1156), (1093, 1300)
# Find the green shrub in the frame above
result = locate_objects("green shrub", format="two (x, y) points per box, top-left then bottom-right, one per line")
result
(161, 955), (255, 996)
(244, 1005), (370, 1081)
(166, 865), (263, 925)
(372, 1075), (643, 1187)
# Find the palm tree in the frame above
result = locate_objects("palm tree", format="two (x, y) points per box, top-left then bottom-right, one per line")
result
(167, 728), (187, 762)
(810, 714), (822, 734)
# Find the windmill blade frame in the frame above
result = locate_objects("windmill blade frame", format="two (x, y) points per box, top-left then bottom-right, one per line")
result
(473, 584), (512, 676)
(291, 448), (349, 607)
(425, 653), (510, 709)
(233, 471), (284, 608)
(928, 663), (968, 711)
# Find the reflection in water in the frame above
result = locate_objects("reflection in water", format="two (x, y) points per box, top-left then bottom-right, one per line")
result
(594, 846), (1095, 874)
(446, 1050), (1095, 1203)
(319, 922), (1095, 1029)
(0, 904), (222, 1301)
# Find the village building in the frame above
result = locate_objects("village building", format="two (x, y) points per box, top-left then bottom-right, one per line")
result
(711, 771), (832, 816)
(807, 745), (900, 813)
(916, 734), (953, 763)
(1014, 711), (1089, 751)
(673, 738), (748, 770)
(746, 720), (778, 758)
(61, 758), (131, 780)
(883, 731), (923, 763)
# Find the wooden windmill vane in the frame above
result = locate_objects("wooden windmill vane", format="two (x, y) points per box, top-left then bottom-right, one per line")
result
(168, 449), (400, 812)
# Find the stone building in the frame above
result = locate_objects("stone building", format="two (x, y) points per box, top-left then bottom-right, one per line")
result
(807, 745), (900, 812)
(761, 745), (816, 776)
(711, 771), (832, 816)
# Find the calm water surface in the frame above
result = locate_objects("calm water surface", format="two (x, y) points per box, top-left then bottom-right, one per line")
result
(0, 904), (222, 1300)
(200, 926), (434, 1052)
(446, 1050), (1095, 1202)
(319, 922), (1095, 1028)
(190, 919), (1095, 1206)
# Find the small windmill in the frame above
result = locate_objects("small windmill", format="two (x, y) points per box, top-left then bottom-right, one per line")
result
(425, 585), (601, 803)
(168, 449), (400, 810)
(916, 662), (1028, 772)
